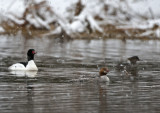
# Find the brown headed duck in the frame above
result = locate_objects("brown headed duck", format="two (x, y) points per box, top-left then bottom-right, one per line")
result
(98, 67), (110, 82)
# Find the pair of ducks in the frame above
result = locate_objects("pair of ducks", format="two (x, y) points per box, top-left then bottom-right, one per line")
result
(8, 49), (140, 82)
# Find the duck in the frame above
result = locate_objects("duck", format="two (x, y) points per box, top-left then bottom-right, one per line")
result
(117, 56), (140, 69)
(116, 56), (140, 76)
(8, 49), (38, 71)
(98, 67), (110, 82)
(70, 67), (110, 83)
(128, 56), (140, 65)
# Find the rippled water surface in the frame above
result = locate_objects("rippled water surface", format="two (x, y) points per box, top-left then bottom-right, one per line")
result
(0, 35), (160, 113)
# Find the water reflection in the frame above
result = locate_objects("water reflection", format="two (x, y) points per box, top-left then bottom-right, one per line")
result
(9, 70), (37, 77)
(98, 84), (108, 113)
(0, 35), (160, 113)
(26, 80), (34, 113)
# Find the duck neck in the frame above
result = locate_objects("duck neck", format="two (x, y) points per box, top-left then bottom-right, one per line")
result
(99, 74), (107, 77)
(28, 55), (34, 61)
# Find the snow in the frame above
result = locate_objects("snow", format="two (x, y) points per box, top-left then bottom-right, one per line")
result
(128, 0), (160, 18)
(0, 0), (25, 17)
(70, 20), (86, 33)
(7, 15), (25, 25)
(0, 26), (5, 32)
(50, 0), (78, 19)
(26, 14), (50, 29)
(0, 0), (160, 38)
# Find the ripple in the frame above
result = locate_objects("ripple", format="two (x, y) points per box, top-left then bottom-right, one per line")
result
(0, 36), (160, 113)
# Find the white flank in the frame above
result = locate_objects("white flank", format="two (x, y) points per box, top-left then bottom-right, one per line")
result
(8, 60), (38, 71)
(99, 76), (110, 82)
(8, 63), (26, 70)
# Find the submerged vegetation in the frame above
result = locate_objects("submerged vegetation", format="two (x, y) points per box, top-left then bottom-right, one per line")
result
(0, 0), (160, 39)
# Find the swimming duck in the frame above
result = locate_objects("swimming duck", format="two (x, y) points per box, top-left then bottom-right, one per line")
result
(98, 67), (110, 82)
(8, 49), (38, 71)
(70, 67), (110, 83)
(128, 56), (140, 65)
(117, 56), (140, 69)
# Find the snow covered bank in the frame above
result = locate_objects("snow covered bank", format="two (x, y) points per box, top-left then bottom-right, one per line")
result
(0, 0), (160, 39)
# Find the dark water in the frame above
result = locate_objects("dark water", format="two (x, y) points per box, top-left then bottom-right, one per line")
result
(0, 35), (160, 113)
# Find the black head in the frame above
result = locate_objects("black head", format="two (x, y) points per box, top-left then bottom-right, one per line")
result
(128, 56), (140, 65)
(27, 49), (36, 61)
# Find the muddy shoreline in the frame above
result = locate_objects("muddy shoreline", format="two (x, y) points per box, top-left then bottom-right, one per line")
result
(0, 24), (159, 40)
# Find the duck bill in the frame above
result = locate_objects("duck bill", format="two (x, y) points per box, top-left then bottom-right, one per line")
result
(32, 51), (37, 54)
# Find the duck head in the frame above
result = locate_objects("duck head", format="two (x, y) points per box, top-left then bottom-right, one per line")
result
(99, 67), (109, 76)
(128, 56), (140, 65)
(27, 49), (36, 61)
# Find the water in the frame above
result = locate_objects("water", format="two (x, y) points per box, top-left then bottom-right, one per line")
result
(0, 35), (160, 113)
